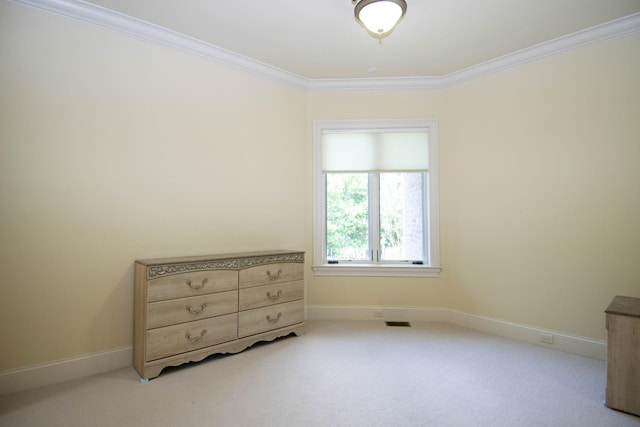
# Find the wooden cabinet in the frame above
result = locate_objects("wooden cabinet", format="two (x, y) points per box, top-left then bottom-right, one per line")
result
(134, 250), (304, 380)
(605, 295), (640, 416)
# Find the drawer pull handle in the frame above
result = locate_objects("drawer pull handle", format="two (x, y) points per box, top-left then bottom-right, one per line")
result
(266, 312), (282, 323)
(185, 329), (207, 343)
(186, 278), (208, 290)
(186, 303), (208, 314)
(266, 290), (282, 301)
(266, 269), (282, 280)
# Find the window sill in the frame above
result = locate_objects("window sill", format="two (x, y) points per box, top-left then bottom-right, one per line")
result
(312, 264), (441, 278)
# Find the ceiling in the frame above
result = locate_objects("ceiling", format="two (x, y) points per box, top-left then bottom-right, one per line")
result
(30, 0), (640, 81)
(79, 0), (640, 80)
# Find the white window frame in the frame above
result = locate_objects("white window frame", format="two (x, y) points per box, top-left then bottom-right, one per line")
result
(312, 119), (441, 277)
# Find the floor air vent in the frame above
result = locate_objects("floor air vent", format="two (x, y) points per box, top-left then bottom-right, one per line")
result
(385, 321), (411, 327)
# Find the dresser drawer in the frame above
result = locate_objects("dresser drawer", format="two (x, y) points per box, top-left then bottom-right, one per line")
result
(238, 300), (304, 338)
(239, 280), (303, 311)
(134, 251), (304, 379)
(147, 270), (238, 302)
(239, 263), (303, 289)
(147, 290), (238, 329)
(146, 313), (238, 361)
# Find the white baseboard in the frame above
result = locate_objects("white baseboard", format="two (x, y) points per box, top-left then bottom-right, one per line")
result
(0, 346), (132, 396)
(1, 306), (606, 395)
(306, 305), (607, 361)
(306, 305), (450, 322)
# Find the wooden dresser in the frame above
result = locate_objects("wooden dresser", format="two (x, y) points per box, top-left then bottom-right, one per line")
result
(605, 295), (640, 416)
(133, 250), (304, 380)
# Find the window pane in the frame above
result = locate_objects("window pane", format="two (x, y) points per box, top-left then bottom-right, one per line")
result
(326, 173), (369, 260)
(379, 173), (424, 261)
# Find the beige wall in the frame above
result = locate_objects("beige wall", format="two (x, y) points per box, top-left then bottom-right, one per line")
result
(441, 33), (640, 339)
(306, 34), (640, 340)
(0, 2), (307, 370)
(1, 1), (639, 373)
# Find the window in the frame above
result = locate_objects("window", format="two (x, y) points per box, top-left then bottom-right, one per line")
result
(313, 119), (440, 277)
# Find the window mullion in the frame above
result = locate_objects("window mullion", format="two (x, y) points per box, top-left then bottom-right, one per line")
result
(369, 173), (381, 263)
(423, 172), (430, 264)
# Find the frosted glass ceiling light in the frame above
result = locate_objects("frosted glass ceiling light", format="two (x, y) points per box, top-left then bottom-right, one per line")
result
(353, 0), (407, 42)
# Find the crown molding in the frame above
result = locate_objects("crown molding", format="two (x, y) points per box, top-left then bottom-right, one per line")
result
(12, 0), (640, 91)
(440, 11), (640, 89)
(13, 0), (310, 89)
(310, 12), (640, 91)
(306, 76), (446, 91)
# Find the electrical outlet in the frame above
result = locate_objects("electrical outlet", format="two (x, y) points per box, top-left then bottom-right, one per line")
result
(373, 311), (384, 318)
(539, 333), (554, 344)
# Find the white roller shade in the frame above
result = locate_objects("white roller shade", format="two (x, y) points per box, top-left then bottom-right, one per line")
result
(322, 130), (429, 172)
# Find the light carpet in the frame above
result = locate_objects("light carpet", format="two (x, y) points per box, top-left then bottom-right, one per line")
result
(0, 320), (638, 427)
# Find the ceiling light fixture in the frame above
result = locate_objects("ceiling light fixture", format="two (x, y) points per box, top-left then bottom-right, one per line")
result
(353, 0), (407, 42)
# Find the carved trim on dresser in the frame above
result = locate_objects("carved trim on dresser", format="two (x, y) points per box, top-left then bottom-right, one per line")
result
(238, 253), (304, 268)
(147, 259), (238, 279)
